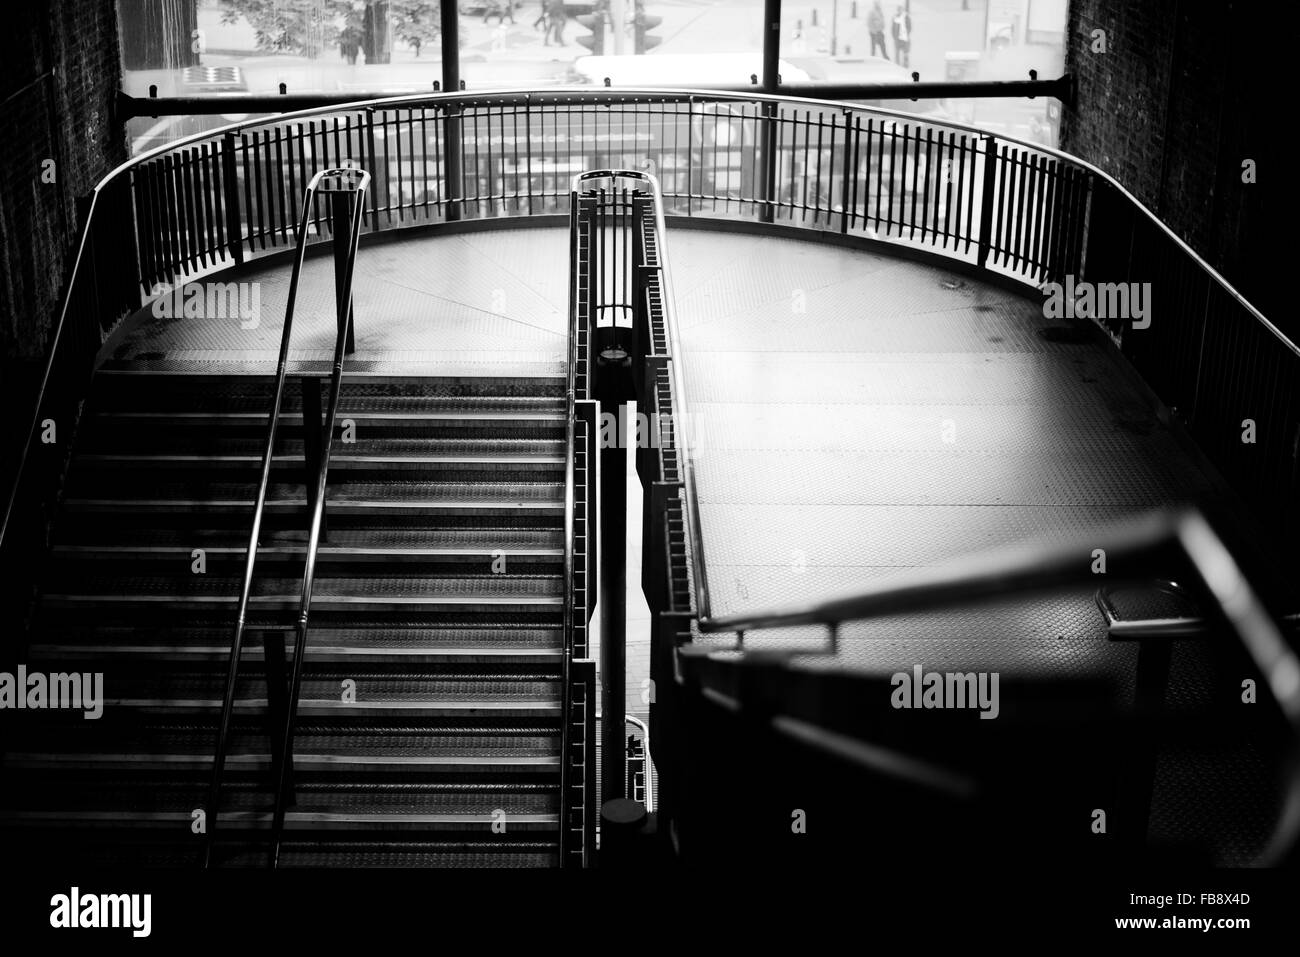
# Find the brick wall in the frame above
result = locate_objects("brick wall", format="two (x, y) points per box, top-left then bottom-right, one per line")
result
(0, 0), (126, 365)
(1061, 0), (1292, 330)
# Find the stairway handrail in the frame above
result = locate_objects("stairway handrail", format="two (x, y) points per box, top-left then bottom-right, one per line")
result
(558, 181), (581, 865)
(267, 176), (369, 869)
(585, 170), (709, 618)
(688, 506), (1300, 864)
(202, 168), (371, 869)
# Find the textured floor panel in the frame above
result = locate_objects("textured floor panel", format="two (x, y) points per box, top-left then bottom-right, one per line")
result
(693, 451), (1207, 507)
(685, 402), (1172, 454)
(104, 228), (570, 372)
(682, 351), (1148, 408)
(667, 230), (1227, 623)
(695, 503), (1167, 570)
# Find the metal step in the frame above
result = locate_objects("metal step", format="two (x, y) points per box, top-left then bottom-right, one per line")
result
(41, 575), (565, 616)
(9, 722), (562, 771)
(50, 527), (565, 550)
(91, 368), (567, 399)
(9, 746), (560, 774)
(86, 408), (567, 428)
(61, 479), (566, 521)
(0, 836), (559, 868)
(100, 697), (563, 719)
(4, 781), (562, 831)
(32, 625), (565, 664)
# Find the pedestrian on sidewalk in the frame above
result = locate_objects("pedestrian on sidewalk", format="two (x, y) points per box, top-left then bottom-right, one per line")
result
(546, 0), (567, 45)
(868, 1), (888, 58)
(891, 5), (912, 68)
(534, 0), (550, 32)
(485, 1), (516, 26)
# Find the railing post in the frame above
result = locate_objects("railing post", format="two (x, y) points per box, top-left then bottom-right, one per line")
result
(331, 190), (357, 356)
(261, 630), (293, 803)
(840, 108), (855, 234)
(976, 133), (998, 270)
(524, 95), (534, 217)
(440, 2), (462, 222)
(686, 98), (696, 216)
(107, 175), (145, 315)
(364, 108), (380, 231)
(758, 0), (781, 224)
(221, 132), (245, 266)
(759, 102), (778, 225)
(300, 375), (323, 530)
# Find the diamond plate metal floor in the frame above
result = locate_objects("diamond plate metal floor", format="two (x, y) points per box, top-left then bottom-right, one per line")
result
(668, 230), (1228, 632)
(104, 227), (571, 378)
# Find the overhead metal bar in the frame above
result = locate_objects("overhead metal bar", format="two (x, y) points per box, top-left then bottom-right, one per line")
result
(114, 74), (1074, 120)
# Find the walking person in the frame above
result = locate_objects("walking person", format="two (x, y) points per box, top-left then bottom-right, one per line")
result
(546, 0), (567, 45)
(868, 1), (887, 58)
(484, 0), (516, 26)
(533, 0), (550, 32)
(891, 5), (912, 68)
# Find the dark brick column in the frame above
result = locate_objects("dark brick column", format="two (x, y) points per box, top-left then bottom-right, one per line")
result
(0, 0), (126, 493)
(1061, 0), (1292, 334)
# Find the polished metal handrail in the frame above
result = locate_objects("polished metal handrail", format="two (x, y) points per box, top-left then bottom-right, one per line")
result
(558, 180), (581, 865)
(570, 170), (712, 623)
(202, 167), (370, 869)
(688, 506), (1300, 864)
(267, 174), (370, 869)
(624, 714), (655, 813)
(0, 188), (105, 555)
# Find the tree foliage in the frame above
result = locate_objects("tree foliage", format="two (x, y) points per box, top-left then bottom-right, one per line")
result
(391, 2), (442, 55)
(219, 0), (441, 59)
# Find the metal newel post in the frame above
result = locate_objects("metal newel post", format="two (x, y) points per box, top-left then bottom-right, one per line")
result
(976, 134), (999, 270)
(330, 191), (357, 356)
(600, 416), (628, 805)
(760, 0), (782, 224)
(440, 2), (462, 222)
(221, 132), (245, 266)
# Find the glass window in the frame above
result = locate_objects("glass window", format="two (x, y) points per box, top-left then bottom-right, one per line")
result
(458, 1), (767, 90)
(119, 1), (1067, 155)
(779, 0), (1067, 146)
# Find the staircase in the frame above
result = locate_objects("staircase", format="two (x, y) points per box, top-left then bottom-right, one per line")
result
(1, 364), (571, 867)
